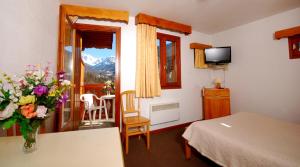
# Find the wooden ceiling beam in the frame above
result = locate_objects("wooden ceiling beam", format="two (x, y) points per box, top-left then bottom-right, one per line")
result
(274, 25), (300, 40)
(61, 4), (129, 23)
(135, 13), (192, 35)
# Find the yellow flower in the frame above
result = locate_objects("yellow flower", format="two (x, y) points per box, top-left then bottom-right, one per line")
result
(18, 95), (36, 105)
(48, 91), (56, 97)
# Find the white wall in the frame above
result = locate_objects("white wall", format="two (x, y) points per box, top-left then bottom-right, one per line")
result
(0, 0), (60, 134)
(212, 7), (300, 123)
(0, 0), (59, 74)
(78, 17), (212, 130)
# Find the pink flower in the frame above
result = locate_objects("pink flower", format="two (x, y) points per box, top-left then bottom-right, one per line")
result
(36, 105), (47, 118)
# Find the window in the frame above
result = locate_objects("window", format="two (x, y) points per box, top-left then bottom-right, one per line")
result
(157, 33), (181, 89)
(288, 34), (300, 59)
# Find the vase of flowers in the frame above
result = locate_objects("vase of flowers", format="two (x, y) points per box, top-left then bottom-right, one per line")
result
(102, 80), (115, 95)
(0, 64), (70, 153)
(23, 126), (39, 153)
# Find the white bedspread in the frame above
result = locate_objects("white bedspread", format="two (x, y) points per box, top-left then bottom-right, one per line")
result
(183, 112), (300, 167)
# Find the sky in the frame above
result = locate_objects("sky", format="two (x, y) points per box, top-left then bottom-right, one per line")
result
(83, 33), (116, 58)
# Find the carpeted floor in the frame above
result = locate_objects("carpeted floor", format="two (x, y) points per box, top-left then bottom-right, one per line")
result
(123, 128), (220, 167)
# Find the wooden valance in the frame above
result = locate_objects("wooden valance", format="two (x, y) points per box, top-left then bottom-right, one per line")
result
(190, 43), (212, 49)
(81, 31), (113, 50)
(61, 4), (129, 23)
(135, 13), (192, 35)
(274, 25), (300, 59)
(274, 25), (300, 40)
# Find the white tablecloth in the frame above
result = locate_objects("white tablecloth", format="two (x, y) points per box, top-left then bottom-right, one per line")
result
(0, 127), (124, 167)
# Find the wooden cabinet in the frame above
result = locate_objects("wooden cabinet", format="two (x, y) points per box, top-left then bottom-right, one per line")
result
(202, 88), (230, 120)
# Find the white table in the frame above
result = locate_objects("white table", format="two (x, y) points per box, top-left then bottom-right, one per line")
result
(102, 94), (116, 123)
(0, 127), (124, 167)
(102, 94), (123, 132)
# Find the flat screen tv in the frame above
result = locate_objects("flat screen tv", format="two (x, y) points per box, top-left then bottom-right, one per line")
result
(204, 47), (231, 64)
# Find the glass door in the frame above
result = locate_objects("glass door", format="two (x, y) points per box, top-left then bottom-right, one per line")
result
(58, 15), (75, 131)
(79, 32), (116, 127)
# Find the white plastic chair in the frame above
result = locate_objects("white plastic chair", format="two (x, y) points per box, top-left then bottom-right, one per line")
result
(80, 94), (108, 125)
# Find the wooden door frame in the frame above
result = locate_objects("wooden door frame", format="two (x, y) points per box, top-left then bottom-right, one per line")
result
(74, 23), (121, 128)
(56, 10), (75, 131)
(57, 5), (127, 131)
(73, 23), (121, 127)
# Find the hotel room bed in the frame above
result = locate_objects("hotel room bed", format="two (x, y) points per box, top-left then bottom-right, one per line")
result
(182, 112), (300, 167)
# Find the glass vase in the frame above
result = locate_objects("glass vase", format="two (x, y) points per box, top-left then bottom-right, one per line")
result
(23, 127), (39, 153)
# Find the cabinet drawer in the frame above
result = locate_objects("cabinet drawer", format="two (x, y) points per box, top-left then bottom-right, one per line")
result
(203, 88), (230, 97)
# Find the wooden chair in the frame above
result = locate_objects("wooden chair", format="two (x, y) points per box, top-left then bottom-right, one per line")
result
(120, 90), (150, 154)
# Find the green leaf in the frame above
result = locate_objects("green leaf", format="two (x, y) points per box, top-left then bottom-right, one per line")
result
(25, 78), (36, 86)
(0, 89), (6, 97)
(0, 100), (10, 110)
(47, 82), (54, 88)
(18, 118), (31, 140)
(20, 124), (30, 140)
(22, 87), (32, 96)
(0, 120), (4, 128)
(0, 89), (10, 99)
(31, 119), (41, 129)
(2, 118), (17, 129)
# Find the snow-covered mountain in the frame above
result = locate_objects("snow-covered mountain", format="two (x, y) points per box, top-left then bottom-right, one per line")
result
(102, 56), (115, 65)
(81, 53), (103, 66)
(82, 53), (115, 74)
(82, 53), (115, 65)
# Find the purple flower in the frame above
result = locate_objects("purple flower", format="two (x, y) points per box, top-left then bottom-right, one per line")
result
(33, 85), (48, 96)
(56, 71), (65, 84)
(58, 93), (69, 104)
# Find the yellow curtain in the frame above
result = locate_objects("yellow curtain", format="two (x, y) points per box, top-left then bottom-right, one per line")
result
(194, 49), (208, 69)
(136, 24), (161, 98)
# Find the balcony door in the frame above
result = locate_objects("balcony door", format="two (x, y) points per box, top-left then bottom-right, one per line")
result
(57, 13), (121, 131)
(77, 25), (119, 128)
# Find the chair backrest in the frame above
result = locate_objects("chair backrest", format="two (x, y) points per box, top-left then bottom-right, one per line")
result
(80, 94), (95, 109)
(120, 90), (140, 119)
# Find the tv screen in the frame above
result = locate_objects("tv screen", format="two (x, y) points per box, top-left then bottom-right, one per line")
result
(204, 47), (231, 64)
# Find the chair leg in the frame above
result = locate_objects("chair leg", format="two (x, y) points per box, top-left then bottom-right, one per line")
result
(147, 124), (150, 150)
(125, 126), (129, 154)
(99, 109), (103, 121)
(121, 125), (125, 143)
(93, 109), (97, 121)
(82, 110), (86, 122)
(88, 110), (93, 126)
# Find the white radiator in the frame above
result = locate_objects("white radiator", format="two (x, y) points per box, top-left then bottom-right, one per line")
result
(150, 102), (180, 125)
